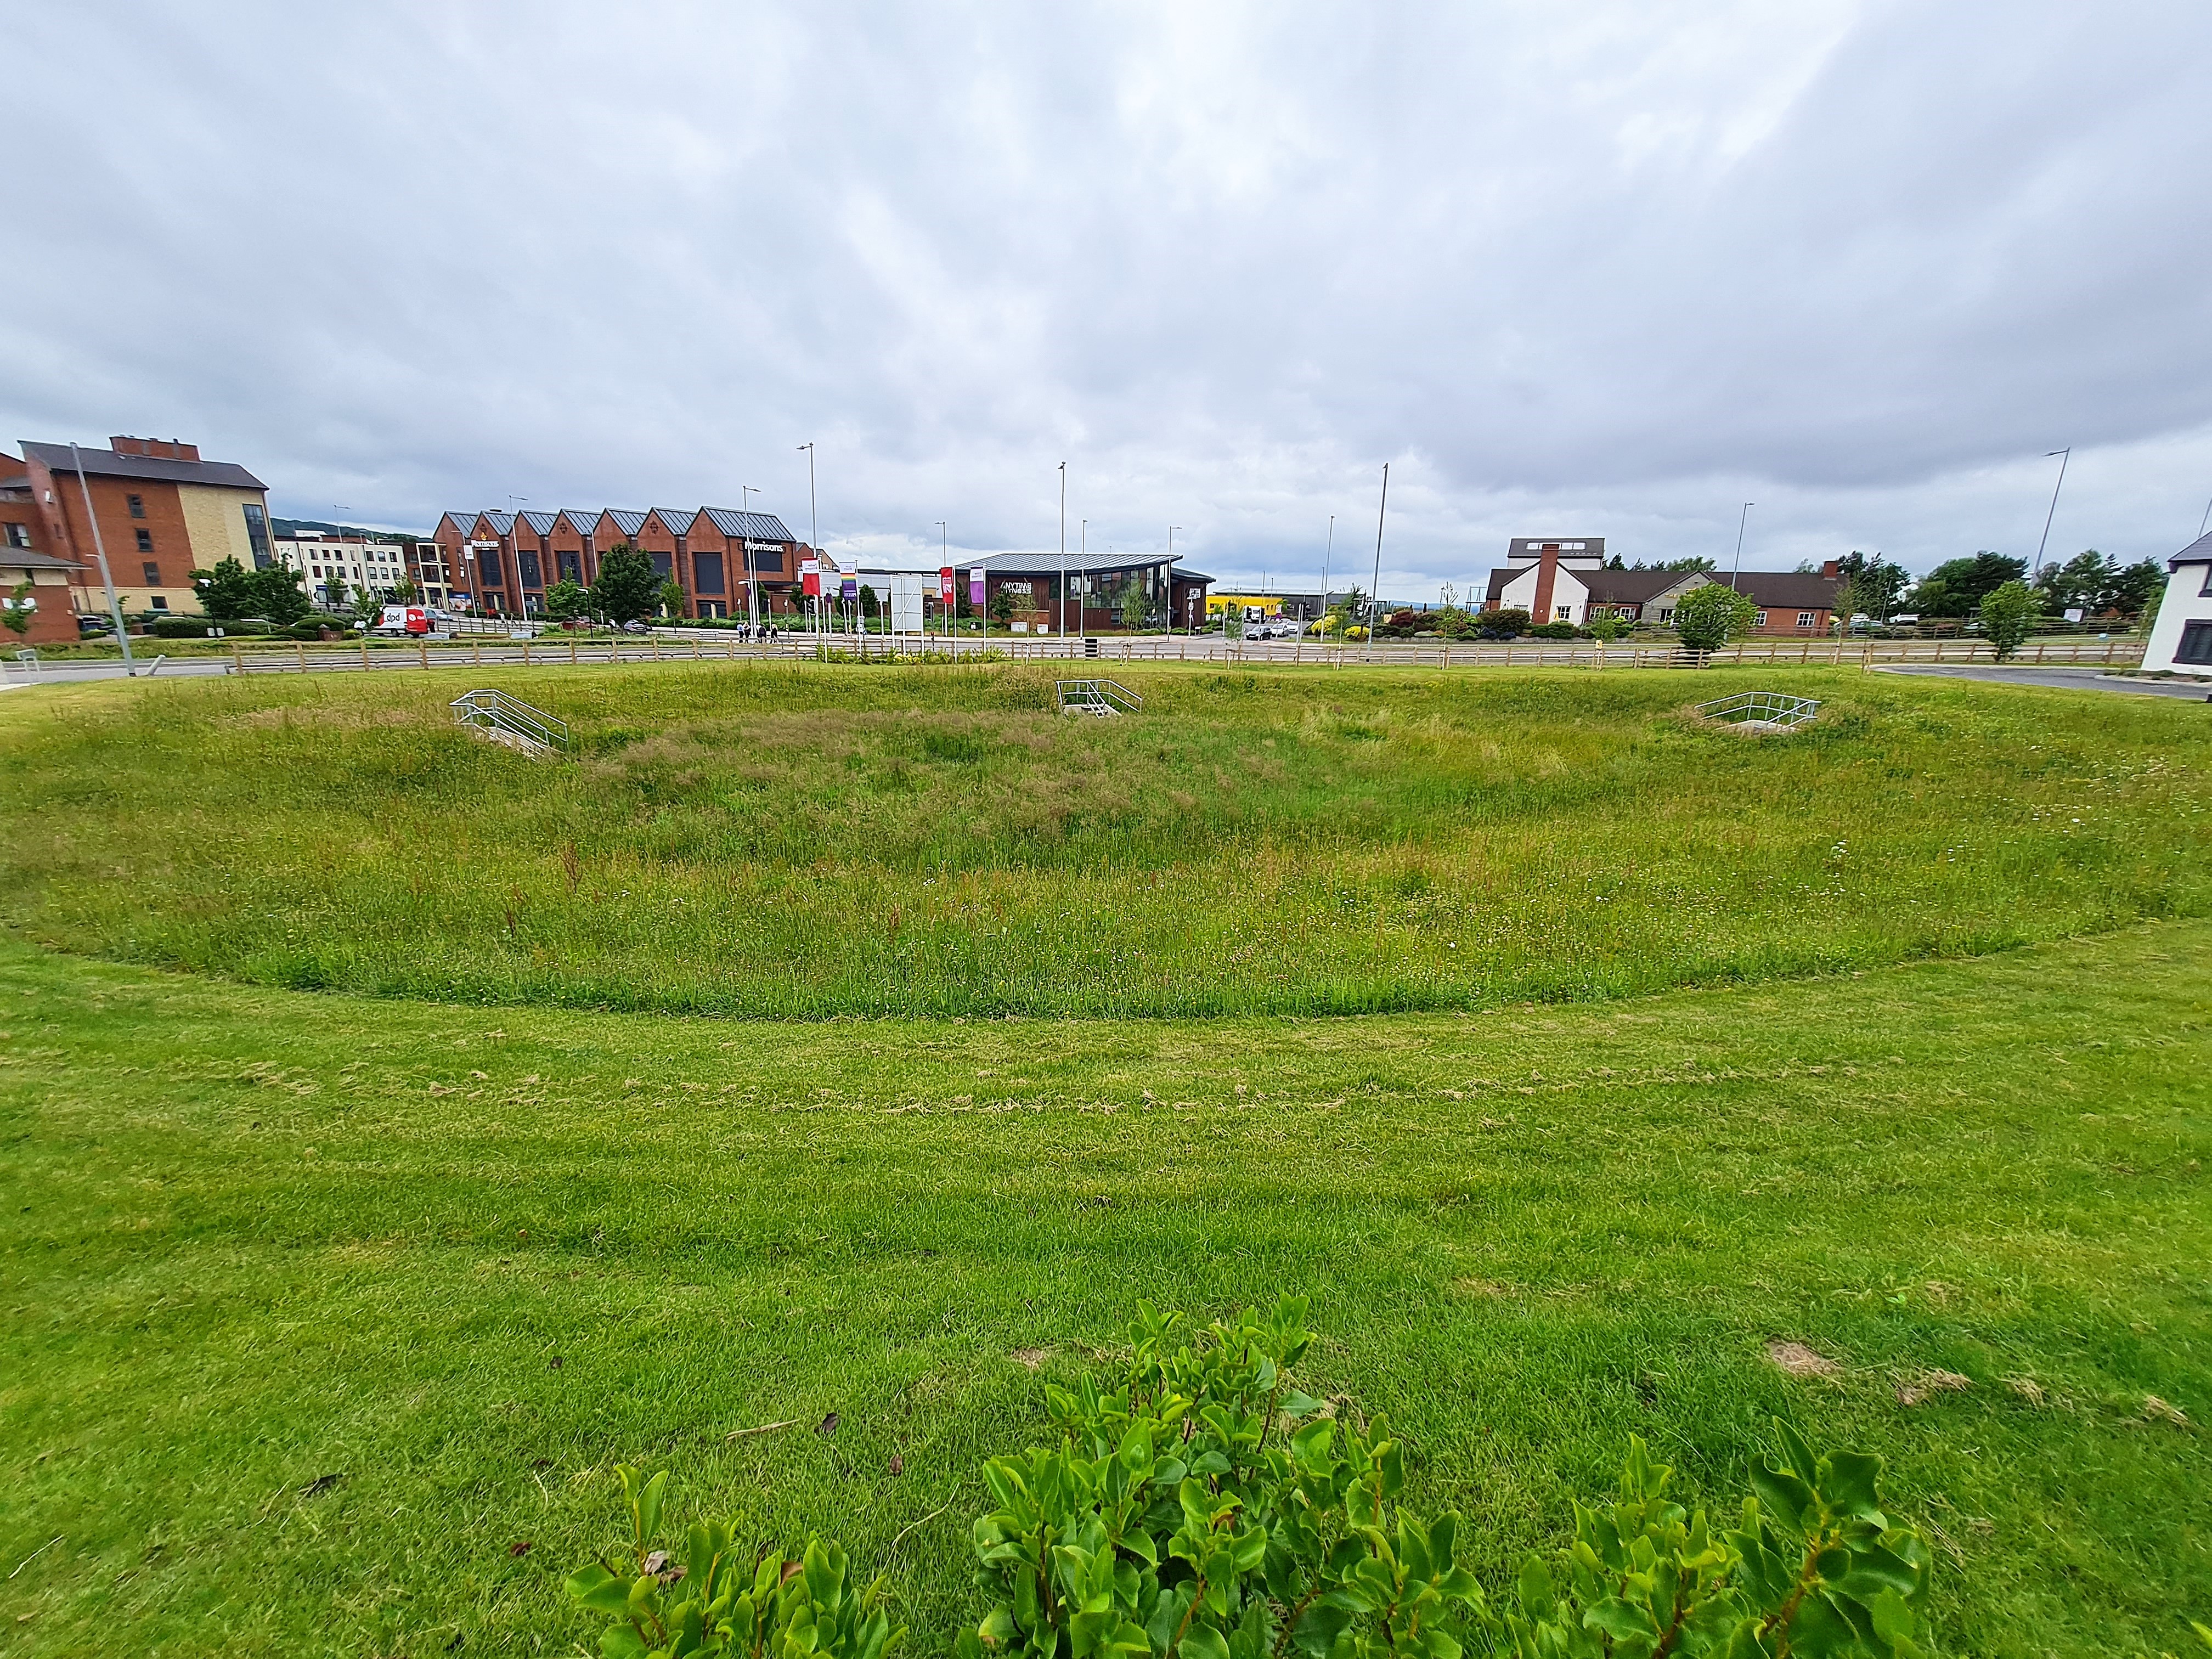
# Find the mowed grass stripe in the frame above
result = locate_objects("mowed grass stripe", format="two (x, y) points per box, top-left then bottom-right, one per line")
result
(1, 923), (2206, 1656)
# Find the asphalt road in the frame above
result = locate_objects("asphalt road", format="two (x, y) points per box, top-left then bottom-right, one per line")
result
(1876, 664), (2212, 699)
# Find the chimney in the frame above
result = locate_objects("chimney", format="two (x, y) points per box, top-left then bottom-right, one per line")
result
(1530, 542), (1562, 625)
(110, 436), (147, 455)
(173, 441), (199, 462)
(1820, 559), (1840, 579)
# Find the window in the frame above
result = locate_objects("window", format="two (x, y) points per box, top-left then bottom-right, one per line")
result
(557, 550), (582, 583)
(142, 561), (161, 585)
(693, 552), (725, 594)
(3, 522), (28, 549)
(650, 550), (674, 580)
(135, 528), (154, 552)
(477, 549), (504, 587)
(1754, 610), (1769, 627)
(1556, 605), (1571, 619)
(2179, 620), (2212, 666)
(1797, 611), (1816, 628)
(242, 504), (272, 569)
(517, 550), (543, 588)
(150, 596), (168, 611)
(127, 494), (145, 519)
(2199, 565), (2212, 598)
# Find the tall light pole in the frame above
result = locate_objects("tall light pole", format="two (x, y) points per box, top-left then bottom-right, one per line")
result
(2034, 448), (2071, 578)
(1321, 514), (1334, 650)
(1169, 526), (1181, 634)
(936, 519), (948, 654)
(1058, 461), (1067, 644)
(1731, 503), (1754, 590)
(798, 443), (820, 658)
(69, 443), (136, 674)
(741, 484), (761, 633)
(1368, 464), (1390, 664)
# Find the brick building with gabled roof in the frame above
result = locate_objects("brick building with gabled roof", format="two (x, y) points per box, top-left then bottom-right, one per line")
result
(1484, 538), (1844, 634)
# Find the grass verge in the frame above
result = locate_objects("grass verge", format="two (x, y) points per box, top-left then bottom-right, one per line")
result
(1, 923), (2205, 1655)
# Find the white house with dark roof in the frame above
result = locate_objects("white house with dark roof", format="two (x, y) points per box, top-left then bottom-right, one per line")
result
(2141, 531), (2212, 673)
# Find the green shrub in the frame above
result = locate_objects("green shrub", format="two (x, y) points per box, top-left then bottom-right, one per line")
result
(1476, 608), (1530, 640)
(1530, 621), (1580, 640)
(286, 615), (349, 640)
(150, 617), (213, 638)
(567, 1467), (903, 1659)
(572, 1299), (1934, 1658)
(1976, 581), (2041, 663)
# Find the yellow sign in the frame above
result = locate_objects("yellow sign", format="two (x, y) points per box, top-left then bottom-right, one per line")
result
(1205, 592), (1283, 617)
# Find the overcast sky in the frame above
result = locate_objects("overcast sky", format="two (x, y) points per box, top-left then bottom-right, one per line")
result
(8, 2), (2211, 596)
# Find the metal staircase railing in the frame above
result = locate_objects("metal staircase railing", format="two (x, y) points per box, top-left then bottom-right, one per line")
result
(1055, 677), (1143, 716)
(450, 688), (570, 755)
(1694, 690), (1821, 729)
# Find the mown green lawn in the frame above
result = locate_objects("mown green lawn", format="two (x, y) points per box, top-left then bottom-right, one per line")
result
(2, 923), (2206, 1656)
(1, 662), (2205, 1017)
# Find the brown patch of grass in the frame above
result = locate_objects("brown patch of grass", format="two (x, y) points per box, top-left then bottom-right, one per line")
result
(1895, 1369), (1972, 1406)
(1766, 1340), (1841, 1379)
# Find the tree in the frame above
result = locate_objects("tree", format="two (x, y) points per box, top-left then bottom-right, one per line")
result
(250, 561), (311, 625)
(1909, 551), (2024, 618)
(1585, 613), (1627, 642)
(1672, 583), (1758, 651)
(2034, 549), (2114, 614)
(2, 581), (32, 636)
(324, 574), (349, 614)
(655, 577), (686, 619)
(1978, 579), (2040, 662)
(589, 544), (659, 625)
(1834, 551), (1905, 623)
(1118, 578), (1147, 631)
(988, 588), (1014, 627)
(544, 577), (589, 622)
(859, 584), (879, 622)
(193, 557), (261, 620)
(2108, 559), (2166, 619)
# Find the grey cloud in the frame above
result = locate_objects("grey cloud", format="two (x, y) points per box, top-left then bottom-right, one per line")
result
(5, 1), (2210, 596)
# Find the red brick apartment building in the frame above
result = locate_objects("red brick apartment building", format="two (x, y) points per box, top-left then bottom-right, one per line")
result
(428, 505), (809, 619)
(4, 436), (273, 620)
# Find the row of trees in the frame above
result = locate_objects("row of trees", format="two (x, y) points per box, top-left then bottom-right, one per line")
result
(1833, 548), (2163, 624)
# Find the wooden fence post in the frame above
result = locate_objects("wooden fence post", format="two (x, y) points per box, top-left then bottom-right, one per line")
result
(296, 642), (307, 672)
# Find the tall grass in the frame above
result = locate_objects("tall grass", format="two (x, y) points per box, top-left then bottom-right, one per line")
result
(2, 662), (2204, 1017)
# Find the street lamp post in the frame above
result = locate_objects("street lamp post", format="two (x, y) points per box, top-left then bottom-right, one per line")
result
(1367, 464), (1389, 664)
(741, 483), (761, 634)
(1731, 503), (1754, 590)
(937, 519), (949, 658)
(1168, 527), (1180, 636)
(1321, 514), (1334, 655)
(798, 443), (820, 659)
(1058, 462), (1067, 646)
(2034, 448), (2071, 579)
(69, 443), (135, 674)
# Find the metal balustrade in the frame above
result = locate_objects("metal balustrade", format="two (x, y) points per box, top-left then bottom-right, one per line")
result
(1694, 690), (1822, 730)
(450, 688), (570, 756)
(1056, 678), (1144, 716)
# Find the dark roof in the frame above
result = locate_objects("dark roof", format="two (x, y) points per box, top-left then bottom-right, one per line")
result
(1505, 536), (1604, 562)
(2170, 530), (2212, 568)
(1175, 568), (1214, 584)
(1712, 572), (1843, 609)
(974, 551), (1182, 577)
(478, 510), (516, 536)
(518, 510), (556, 535)
(601, 509), (648, 536)
(701, 507), (799, 542)
(0, 549), (81, 572)
(21, 439), (266, 492)
(554, 509), (599, 534)
(647, 507), (700, 534)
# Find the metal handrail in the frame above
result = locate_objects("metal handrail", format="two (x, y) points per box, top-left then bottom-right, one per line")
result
(1055, 677), (1143, 715)
(1694, 690), (1821, 728)
(450, 688), (569, 753)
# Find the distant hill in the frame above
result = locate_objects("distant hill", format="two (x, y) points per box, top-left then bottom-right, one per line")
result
(273, 517), (424, 543)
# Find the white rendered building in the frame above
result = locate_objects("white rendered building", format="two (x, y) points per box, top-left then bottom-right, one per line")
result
(2140, 531), (2212, 673)
(273, 533), (415, 608)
